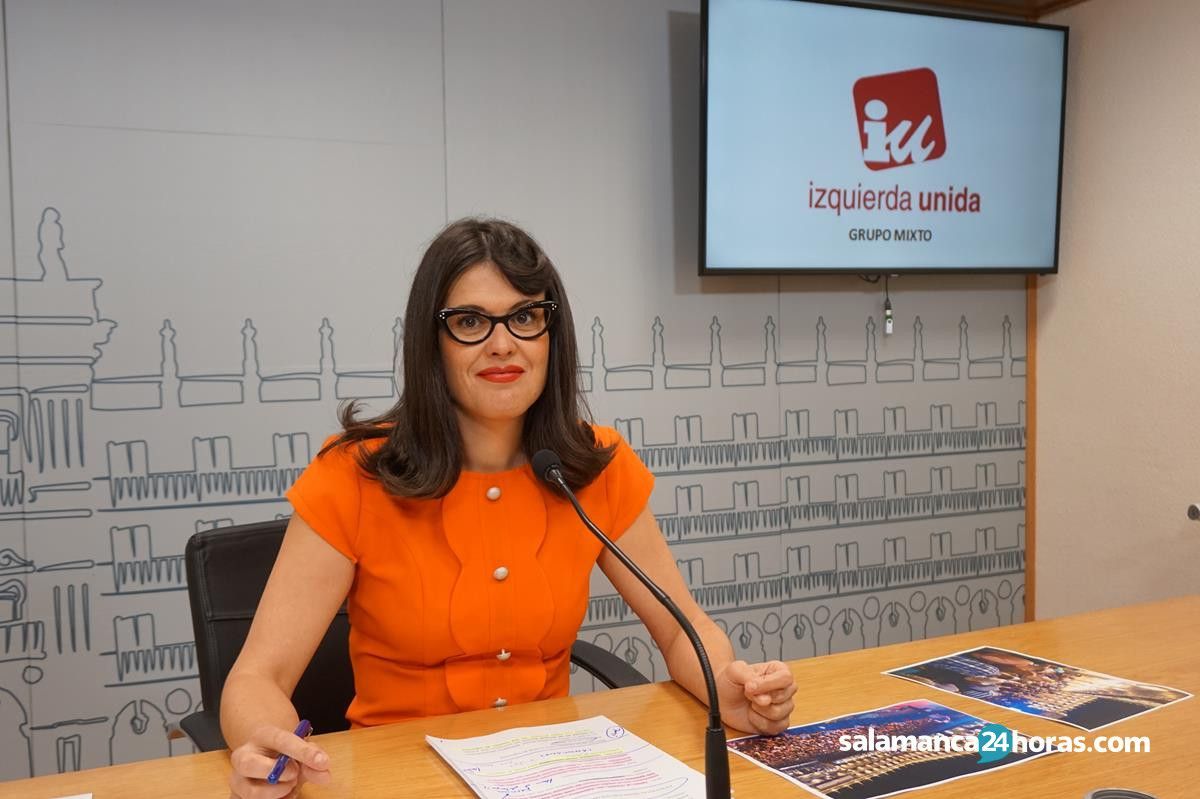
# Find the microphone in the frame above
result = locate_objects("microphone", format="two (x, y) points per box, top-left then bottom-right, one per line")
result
(532, 449), (731, 799)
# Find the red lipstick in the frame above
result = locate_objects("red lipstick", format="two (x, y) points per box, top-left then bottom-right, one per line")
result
(478, 366), (524, 383)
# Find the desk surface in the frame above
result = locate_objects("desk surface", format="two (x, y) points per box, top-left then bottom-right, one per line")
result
(3, 595), (1197, 799)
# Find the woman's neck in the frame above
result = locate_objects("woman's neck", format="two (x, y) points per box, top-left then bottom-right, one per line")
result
(455, 412), (526, 473)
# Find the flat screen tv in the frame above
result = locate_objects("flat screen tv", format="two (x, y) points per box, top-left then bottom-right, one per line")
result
(701, 0), (1068, 275)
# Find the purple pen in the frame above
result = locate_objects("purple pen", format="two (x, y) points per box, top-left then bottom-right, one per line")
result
(266, 719), (312, 785)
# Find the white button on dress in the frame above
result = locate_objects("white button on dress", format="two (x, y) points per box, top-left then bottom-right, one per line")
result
(497, 649), (511, 661)
(493, 566), (509, 581)
(486, 486), (501, 501)
(493, 697), (507, 708)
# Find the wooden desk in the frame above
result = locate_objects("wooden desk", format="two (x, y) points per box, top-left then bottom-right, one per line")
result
(3, 596), (1196, 799)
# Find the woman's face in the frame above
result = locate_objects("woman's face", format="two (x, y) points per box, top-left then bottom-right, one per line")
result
(438, 260), (550, 428)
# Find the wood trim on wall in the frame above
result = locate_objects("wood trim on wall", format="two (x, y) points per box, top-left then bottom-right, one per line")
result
(1025, 274), (1037, 621)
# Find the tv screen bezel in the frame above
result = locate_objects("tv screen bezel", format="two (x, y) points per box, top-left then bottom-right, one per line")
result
(699, 0), (1069, 276)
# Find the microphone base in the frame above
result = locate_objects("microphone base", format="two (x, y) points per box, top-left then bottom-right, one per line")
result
(705, 725), (732, 798)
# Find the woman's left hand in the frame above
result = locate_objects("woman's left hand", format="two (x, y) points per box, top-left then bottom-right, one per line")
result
(715, 660), (797, 735)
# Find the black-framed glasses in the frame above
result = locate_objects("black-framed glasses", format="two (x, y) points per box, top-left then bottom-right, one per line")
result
(436, 300), (558, 345)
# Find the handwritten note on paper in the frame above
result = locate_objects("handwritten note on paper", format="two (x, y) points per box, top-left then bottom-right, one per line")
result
(426, 714), (705, 798)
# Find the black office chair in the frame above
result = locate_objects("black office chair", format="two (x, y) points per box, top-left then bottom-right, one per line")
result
(181, 518), (648, 751)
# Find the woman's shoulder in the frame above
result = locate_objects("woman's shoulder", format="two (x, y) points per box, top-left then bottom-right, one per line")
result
(312, 432), (387, 470)
(586, 423), (624, 449)
(583, 423), (647, 477)
(577, 423), (653, 530)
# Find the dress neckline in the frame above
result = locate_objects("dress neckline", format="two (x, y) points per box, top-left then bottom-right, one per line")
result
(458, 462), (533, 480)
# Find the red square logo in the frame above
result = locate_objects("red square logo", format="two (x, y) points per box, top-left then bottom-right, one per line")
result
(853, 68), (947, 170)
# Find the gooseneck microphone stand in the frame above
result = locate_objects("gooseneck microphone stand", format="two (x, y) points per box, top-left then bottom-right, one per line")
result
(532, 449), (731, 799)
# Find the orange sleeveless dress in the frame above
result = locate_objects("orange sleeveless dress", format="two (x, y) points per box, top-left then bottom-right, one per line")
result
(285, 425), (653, 727)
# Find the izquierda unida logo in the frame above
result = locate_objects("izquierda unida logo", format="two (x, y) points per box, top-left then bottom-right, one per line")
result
(853, 67), (947, 170)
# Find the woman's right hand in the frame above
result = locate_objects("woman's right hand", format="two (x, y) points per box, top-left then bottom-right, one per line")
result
(228, 724), (332, 799)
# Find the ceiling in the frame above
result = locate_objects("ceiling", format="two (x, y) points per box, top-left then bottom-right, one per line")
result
(897, 0), (1088, 20)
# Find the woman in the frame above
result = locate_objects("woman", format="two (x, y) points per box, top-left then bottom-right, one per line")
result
(221, 219), (798, 798)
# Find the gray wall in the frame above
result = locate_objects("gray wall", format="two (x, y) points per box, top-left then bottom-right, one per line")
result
(0, 0), (1026, 777)
(1037, 0), (1200, 618)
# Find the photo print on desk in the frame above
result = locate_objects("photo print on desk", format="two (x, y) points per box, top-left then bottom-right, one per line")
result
(886, 647), (1192, 731)
(728, 698), (1054, 799)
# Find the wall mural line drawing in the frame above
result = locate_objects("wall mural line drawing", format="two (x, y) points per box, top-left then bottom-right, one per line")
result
(581, 311), (1024, 393)
(621, 402), (1025, 473)
(585, 524), (1025, 627)
(0, 207), (1026, 779)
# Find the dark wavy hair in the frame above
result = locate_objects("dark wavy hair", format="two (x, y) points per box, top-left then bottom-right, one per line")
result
(325, 217), (614, 497)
